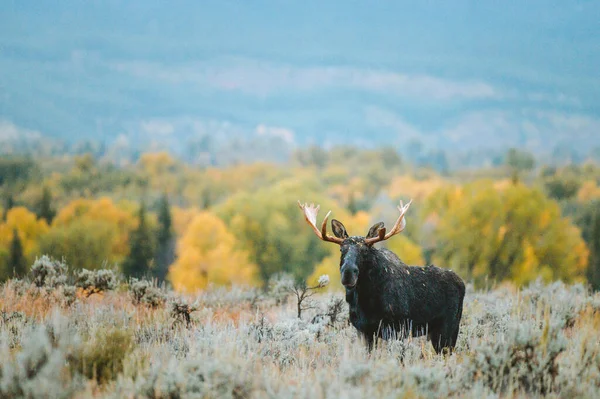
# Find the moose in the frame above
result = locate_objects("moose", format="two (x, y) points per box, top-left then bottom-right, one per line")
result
(298, 200), (465, 354)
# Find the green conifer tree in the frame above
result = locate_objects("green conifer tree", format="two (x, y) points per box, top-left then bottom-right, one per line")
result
(586, 205), (600, 290)
(3, 194), (14, 221)
(122, 203), (154, 278)
(154, 193), (175, 283)
(9, 229), (27, 278)
(37, 186), (56, 223)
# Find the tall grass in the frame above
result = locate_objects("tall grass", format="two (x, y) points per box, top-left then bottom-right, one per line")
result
(1, 274), (600, 398)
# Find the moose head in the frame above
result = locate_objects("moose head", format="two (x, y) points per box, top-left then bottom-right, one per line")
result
(297, 200), (412, 289)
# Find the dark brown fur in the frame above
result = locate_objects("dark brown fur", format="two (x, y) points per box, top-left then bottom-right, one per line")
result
(333, 223), (465, 354)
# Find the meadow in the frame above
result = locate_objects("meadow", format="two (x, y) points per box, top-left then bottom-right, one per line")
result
(1, 258), (600, 398)
(1, 148), (600, 398)
(3, 2), (599, 397)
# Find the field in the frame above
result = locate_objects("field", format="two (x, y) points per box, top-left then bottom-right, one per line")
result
(1, 261), (600, 399)
(2, 2), (599, 397)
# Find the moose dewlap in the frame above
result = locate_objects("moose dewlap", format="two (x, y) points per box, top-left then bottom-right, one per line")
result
(298, 200), (466, 354)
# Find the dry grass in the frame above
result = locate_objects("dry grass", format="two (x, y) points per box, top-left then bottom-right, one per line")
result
(1, 277), (600, 398)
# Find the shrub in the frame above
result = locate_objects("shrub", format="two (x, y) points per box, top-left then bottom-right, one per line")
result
(75, 268), (118, 297)
(134, 358), (253, 399)
(266, 273), (294, 305)
(170, 297), (199, 327)
(30, 255), (68, 288)
(0, 311), (33, 350)
(71, 327), (134, 385)
(0, 318), (83, 398)
(129, 278), (166, 308)
(462, 316), (566, 394)
(56, 284), (77, 307)
(289, 274), (330, 319)
(3, 271), (600, 397)
(312, 296), (347, 328)
(8, 256), (77, 307)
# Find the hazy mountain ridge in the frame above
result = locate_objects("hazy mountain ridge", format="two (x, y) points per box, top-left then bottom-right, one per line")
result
(1, 1), (598, 160)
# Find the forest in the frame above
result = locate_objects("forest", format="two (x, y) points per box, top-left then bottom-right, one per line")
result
(1, 145), (598, 292)
(2, 144), (600, 398)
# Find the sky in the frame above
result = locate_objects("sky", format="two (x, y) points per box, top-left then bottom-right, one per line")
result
(0, 0), (599, 153)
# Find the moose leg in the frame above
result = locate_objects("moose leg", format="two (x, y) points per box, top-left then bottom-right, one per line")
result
(436, 300), (464, 354)
(428, 318), (454, 354)
(363, 329), (378, 353)
(428, 321), (444, 354)
(447, 310), (463, 351)
(430, 318), (459, 355)
(450, 299), (464, 348)
(449, 322), (460, 350)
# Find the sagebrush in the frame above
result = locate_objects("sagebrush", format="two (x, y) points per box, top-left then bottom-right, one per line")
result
(1, 269), (600, 398)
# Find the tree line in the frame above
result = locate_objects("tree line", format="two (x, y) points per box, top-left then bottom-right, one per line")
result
(1, 147), (599, 290)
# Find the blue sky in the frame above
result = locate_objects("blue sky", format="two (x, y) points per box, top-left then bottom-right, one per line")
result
(1, 0), (599, 153)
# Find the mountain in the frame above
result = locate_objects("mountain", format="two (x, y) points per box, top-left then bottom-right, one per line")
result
(1, 1), (599, 156)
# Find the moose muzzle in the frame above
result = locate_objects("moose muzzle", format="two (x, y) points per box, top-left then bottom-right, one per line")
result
(340, 263), (358, 288)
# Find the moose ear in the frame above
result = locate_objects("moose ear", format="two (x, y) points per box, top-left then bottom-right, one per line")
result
(331, 219), (349, 239)
(366, 222), (385, 239)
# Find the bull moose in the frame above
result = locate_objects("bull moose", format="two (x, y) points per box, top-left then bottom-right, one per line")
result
(298, 200), (465, 354)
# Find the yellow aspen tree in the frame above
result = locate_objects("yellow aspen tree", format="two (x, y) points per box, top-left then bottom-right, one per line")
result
(168, 211), (258, 292)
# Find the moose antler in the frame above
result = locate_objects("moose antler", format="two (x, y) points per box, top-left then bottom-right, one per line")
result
(297, 201), (344, 244)
(364, 199), (412, 246)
